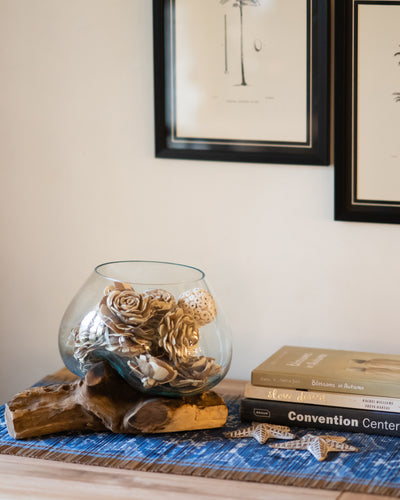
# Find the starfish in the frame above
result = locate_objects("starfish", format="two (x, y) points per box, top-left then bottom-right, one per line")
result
(268, 433), (358, 461)
(225, 422), (295, 444)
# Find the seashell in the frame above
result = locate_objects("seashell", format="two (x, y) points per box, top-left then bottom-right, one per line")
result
(178, 288), (217, 326)
(268, 433), (358, 461)
(225, 423), (295, 445)
(127, 354), (177, 388)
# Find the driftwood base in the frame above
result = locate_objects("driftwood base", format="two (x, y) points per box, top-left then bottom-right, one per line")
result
(5, 362), (228, 440)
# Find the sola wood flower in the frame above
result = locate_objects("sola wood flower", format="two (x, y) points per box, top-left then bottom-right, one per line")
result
(177, 356), (221, 381)
(73, 310), (110, 372)
(105, 328), (153, 355)
(178, 288), (217, 326)
(170, 356), (222, 388)
(143, 288), (176, 312)
(72, 284), (222, 391)
(99, 282), (154, 334)
(73, 310), (152, 372)
(141, 288), (176, 332)
(158, 307), (199, 364)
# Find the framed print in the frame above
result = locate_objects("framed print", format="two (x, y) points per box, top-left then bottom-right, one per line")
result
(335, 0), (400, 224)
(153, 0), (330, 165)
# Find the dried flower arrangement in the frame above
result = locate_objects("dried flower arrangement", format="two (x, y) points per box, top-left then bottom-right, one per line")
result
(71, 282), (221, 392)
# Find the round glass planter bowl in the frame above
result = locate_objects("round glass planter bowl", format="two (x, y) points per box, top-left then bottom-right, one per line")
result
(58, 261), (232, 397)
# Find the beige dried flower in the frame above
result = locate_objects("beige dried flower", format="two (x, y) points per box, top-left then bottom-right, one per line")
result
(178, 356), (222, 380)
(105, 329), (152, 356)
(143, 288), (176, 312)
(169, 356), (222, 389)
(178, 288), (217, 326)
(158, 307), (199, 364)
(72, 310), (110, 372)
(99, 282), (154, 334)
(72, 309), (151, 372)
(142, 288), (176, 330)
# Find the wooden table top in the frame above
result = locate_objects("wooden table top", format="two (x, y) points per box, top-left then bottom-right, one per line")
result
(0, 375), (391, 500)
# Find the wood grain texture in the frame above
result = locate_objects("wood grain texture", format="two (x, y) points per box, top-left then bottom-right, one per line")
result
(0, 455), (342, 500)
(338, 495), (391, 500)
(5, 362), (227, 439)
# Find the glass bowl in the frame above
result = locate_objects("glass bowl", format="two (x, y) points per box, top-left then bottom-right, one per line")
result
(58, 261), (232, 396)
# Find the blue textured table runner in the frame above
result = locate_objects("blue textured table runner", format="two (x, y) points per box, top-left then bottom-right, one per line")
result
(2, 377), (400, 497)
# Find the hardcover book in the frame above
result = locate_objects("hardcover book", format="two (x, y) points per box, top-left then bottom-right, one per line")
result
(244, 383), (400, 413)
(240, 397), (400, 437)
(251, 346), (400, 398)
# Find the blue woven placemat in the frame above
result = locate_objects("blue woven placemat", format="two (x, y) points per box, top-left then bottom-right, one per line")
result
(2, 377), (400, 497)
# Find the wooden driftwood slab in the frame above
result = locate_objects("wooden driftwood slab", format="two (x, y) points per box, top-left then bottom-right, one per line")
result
(5, 362), (228, 439)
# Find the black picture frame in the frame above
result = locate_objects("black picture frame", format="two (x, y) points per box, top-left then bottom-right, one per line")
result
(153, 0), (330, 165)
(335, 0), (400, 224)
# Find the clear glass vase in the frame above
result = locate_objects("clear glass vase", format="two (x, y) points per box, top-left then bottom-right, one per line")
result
(58, 261), (232, 396)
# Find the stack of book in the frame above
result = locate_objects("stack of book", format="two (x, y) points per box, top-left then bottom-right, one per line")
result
(241, 345), (400, 436)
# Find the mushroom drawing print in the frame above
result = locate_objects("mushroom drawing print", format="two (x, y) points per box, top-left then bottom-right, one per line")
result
(154, 0), (330, 164)
(350, 2), (400, 206)
(219, 0), (261, 86)
(335, 0), (400, 224)
(172, 0), (309, 143)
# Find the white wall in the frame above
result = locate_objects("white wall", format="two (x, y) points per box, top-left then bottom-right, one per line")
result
(1, 0), (399, 404)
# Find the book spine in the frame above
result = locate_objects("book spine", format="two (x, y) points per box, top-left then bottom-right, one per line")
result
(243, 383), (400, 413)
(251, 371), (400, 398)
(240, 398), (400, 437)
